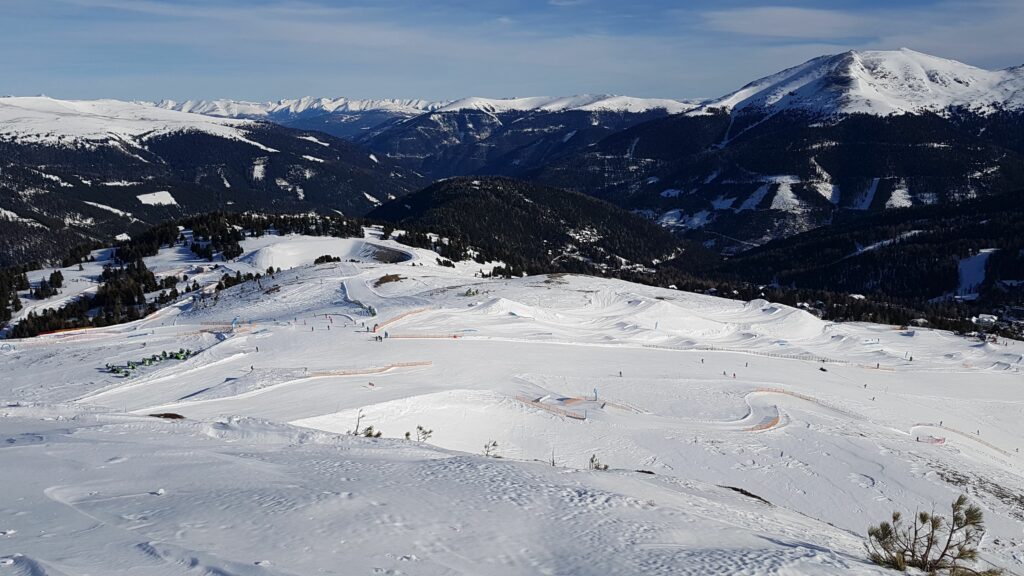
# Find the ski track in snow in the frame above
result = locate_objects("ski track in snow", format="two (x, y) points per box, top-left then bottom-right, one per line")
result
(957, 248), (998, 299)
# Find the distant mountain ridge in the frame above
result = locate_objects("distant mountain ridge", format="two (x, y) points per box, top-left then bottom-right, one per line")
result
(151, 97), (446, 119)
(433, 95), (696, 114)
(151, 94), (696, 118)
(143, 50), (1024, 188)
(148, 95), (696, 180)
(146, 97), (448, 140)
(147, 50), (1024, 128)
(148, 95), (698, 143)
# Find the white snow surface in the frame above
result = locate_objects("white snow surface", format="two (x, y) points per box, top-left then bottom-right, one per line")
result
(82, 201), (134, 218)
(136, 191), (178, 206)
(694, 48), (1024, 117)
(298, 134), (330, 146)
(1, 232), (1022, 575)
(658, 208), (712, 229)
(769, 179), (804, 212)
(886, 183), (913, 208)
(252, 158), (267, 181)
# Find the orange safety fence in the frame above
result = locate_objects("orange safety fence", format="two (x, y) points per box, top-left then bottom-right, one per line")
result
(563, 397), (645, 414)
(693, 345), (846, 364)
(746, 415), (781, 432)
(752, 387), (863, 420)
(373, 307), (433, 332)
(36, 326), (94, 336)
(912, 422), (1013, 458)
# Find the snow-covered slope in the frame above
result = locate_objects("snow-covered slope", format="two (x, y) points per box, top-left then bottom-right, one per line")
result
(1, 231), (1022, 574)
(0, 96), (265, 147)
(696, 48), (1024, 117)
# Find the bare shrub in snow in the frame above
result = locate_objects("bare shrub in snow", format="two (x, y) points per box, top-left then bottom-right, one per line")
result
(865, 495), (1002, 575)
(482, 440), (499, 458)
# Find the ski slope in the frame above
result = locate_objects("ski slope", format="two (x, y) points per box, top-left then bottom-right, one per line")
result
(958, 248), (999, 300)
(1, 231), (1022, 575)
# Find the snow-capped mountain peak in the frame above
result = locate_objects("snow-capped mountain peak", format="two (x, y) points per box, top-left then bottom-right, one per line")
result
(696, 48), (1024, 117)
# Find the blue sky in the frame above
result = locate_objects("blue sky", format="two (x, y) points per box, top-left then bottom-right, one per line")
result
(3, 0), (1022, 101)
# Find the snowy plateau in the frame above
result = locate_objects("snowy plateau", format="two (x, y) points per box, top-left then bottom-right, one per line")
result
(1, 230), (1022, 575)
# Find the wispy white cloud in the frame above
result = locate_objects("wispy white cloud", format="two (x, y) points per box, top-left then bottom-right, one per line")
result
(696, 1), (1024, 68)
(702, 7), (873, 40)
